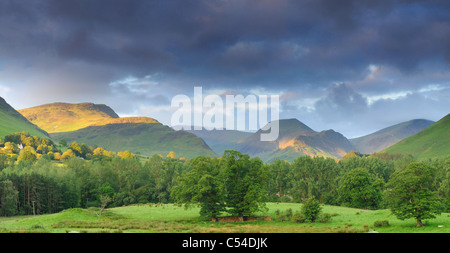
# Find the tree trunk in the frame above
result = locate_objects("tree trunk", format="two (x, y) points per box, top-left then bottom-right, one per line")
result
(416, 220), (423, 227)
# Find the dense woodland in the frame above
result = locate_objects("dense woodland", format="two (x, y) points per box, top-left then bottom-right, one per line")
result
(0, 133), (448, 220)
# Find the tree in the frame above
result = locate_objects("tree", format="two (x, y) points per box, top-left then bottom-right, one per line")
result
(92, 147), (114, 160)
(17, 146), (37, 162)
(338, 168), (384, 209)
(97, 183), (115, 216)
(80, 143), (92, 159)
(431, 156), (450, 212)
(171, 156), (225, 219)
(166, 151), (176, 159)
(59, 139), (67, 147)
(221, 150), (268, 217)
(98, 183), (115, 199)
(384, 162), (442, 227)
(290, 156), (339, 204)
(267, 159), (290, 202)
(69, 141), (82, 157)
(61, 149), (76, 160)
(117, 150), (135, 159)
(0, 180), (18, 216)
(96, 195), (111, 217)
(3, 142), (17, 154)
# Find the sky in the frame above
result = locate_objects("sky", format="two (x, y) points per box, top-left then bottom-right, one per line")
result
(0, 0), (449, 138)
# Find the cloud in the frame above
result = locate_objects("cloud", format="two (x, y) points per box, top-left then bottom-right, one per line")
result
(314, 83), (369, 122)
(0, 0), (449, 137)
(277, 82), (450, 138)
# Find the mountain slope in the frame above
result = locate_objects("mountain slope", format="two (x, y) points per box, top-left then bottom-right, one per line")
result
(51, 123), (217, 159)
(262, 129), (354, 162)
(236, 119), (353, 162)
(381, 114), (450, 160)
(350, 119), (434, 154)
(18, 102), (123, 133)
(0, 97), (49, 138)
(185, 128), (253, 155)
(236, 118), (315, 158)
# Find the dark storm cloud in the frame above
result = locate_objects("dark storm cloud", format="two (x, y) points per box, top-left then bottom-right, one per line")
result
(1, 0), (449, 87)
(315, 83), (369, 123)
(0, 0), (449, 134)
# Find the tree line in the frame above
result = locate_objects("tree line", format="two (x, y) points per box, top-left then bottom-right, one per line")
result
(0, 133), (448, 226)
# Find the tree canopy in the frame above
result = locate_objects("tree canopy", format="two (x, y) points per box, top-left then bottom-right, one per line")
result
(384, 162), (443, 227)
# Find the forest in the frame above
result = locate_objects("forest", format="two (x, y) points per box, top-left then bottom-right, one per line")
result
(0, 133), (448, 225)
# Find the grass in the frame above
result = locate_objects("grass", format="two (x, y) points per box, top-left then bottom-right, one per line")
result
(51, 123), (218, 159)
(18, 102), (120, 133)
(0, 203), (448, 233)
(383, 113), (450, 160)
(0, 99), (49, 139)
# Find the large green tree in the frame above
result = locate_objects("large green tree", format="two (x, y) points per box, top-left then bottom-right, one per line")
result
(384, 162), (442, 227)
(267, 159), (291, 202)
(338, 167), (384, 209)
(171, 156), (225, 219)
(290, 156), (339, 204)
(222, 150), (268, 217)
(0, 179), (18, 216)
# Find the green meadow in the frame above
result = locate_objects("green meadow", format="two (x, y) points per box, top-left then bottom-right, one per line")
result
(1, 203), (448, 233)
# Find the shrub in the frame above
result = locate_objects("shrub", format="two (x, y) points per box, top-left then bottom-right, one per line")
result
(373, 220), (390, 227)
(300, 197), (322, 223)
(363, 225), (370, 232)
(317, 213), (332, 223)
(275, 208), (293, 221)
(280, 195), (292, 203)
(292, 211), (306, 223)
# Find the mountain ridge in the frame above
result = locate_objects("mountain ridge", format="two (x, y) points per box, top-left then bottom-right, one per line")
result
(235, 118), (353, 162)
(0, 97), (49, 138)
(18, 102), (158, 133)
(381, 113), (450, 160)
(350, 119), (435, 154)
(51, 122), (217, 159)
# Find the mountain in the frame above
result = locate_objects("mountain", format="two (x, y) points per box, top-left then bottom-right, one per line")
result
(350, 119), (435, 154)
(184, 128), (253, 155)
(21, 102), (216, 158)
(381, 114), (450, 160)
(51, 123), (217, 159)
(235, 119), (353, 162)
(19, 102), (123, 133)
(0, 97), (49, 138)
(262, 129), (354, 162)
(236, 119), (315, 158)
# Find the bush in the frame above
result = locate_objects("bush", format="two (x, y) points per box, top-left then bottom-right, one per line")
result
(317, 213), (332, 223)
(301, 197), (322, 223)
(292, 211), (306, 223)
(280, 195), (292, 203)
(373, 220), (390, 227)
(275, 208), (293, 221)
(363, 225), (370, 232)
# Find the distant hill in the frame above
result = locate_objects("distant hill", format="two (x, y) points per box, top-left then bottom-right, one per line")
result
(262, 129), (354, 162)
(21, 102), (215, 158)
(236, 119), (315, 158)
(381, 114), (450, 160)
(51, 123), (217, 159)
(184, 128), (253, 155)
(0, 97), (49, 138)
(350, 119), (435, 154)
(18, 102), (157, 133)
(235, 119), (353, 162)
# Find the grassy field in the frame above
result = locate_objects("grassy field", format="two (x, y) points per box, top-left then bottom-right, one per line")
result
(383, 113), (449, 160)
(0, 203), (448, 233)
